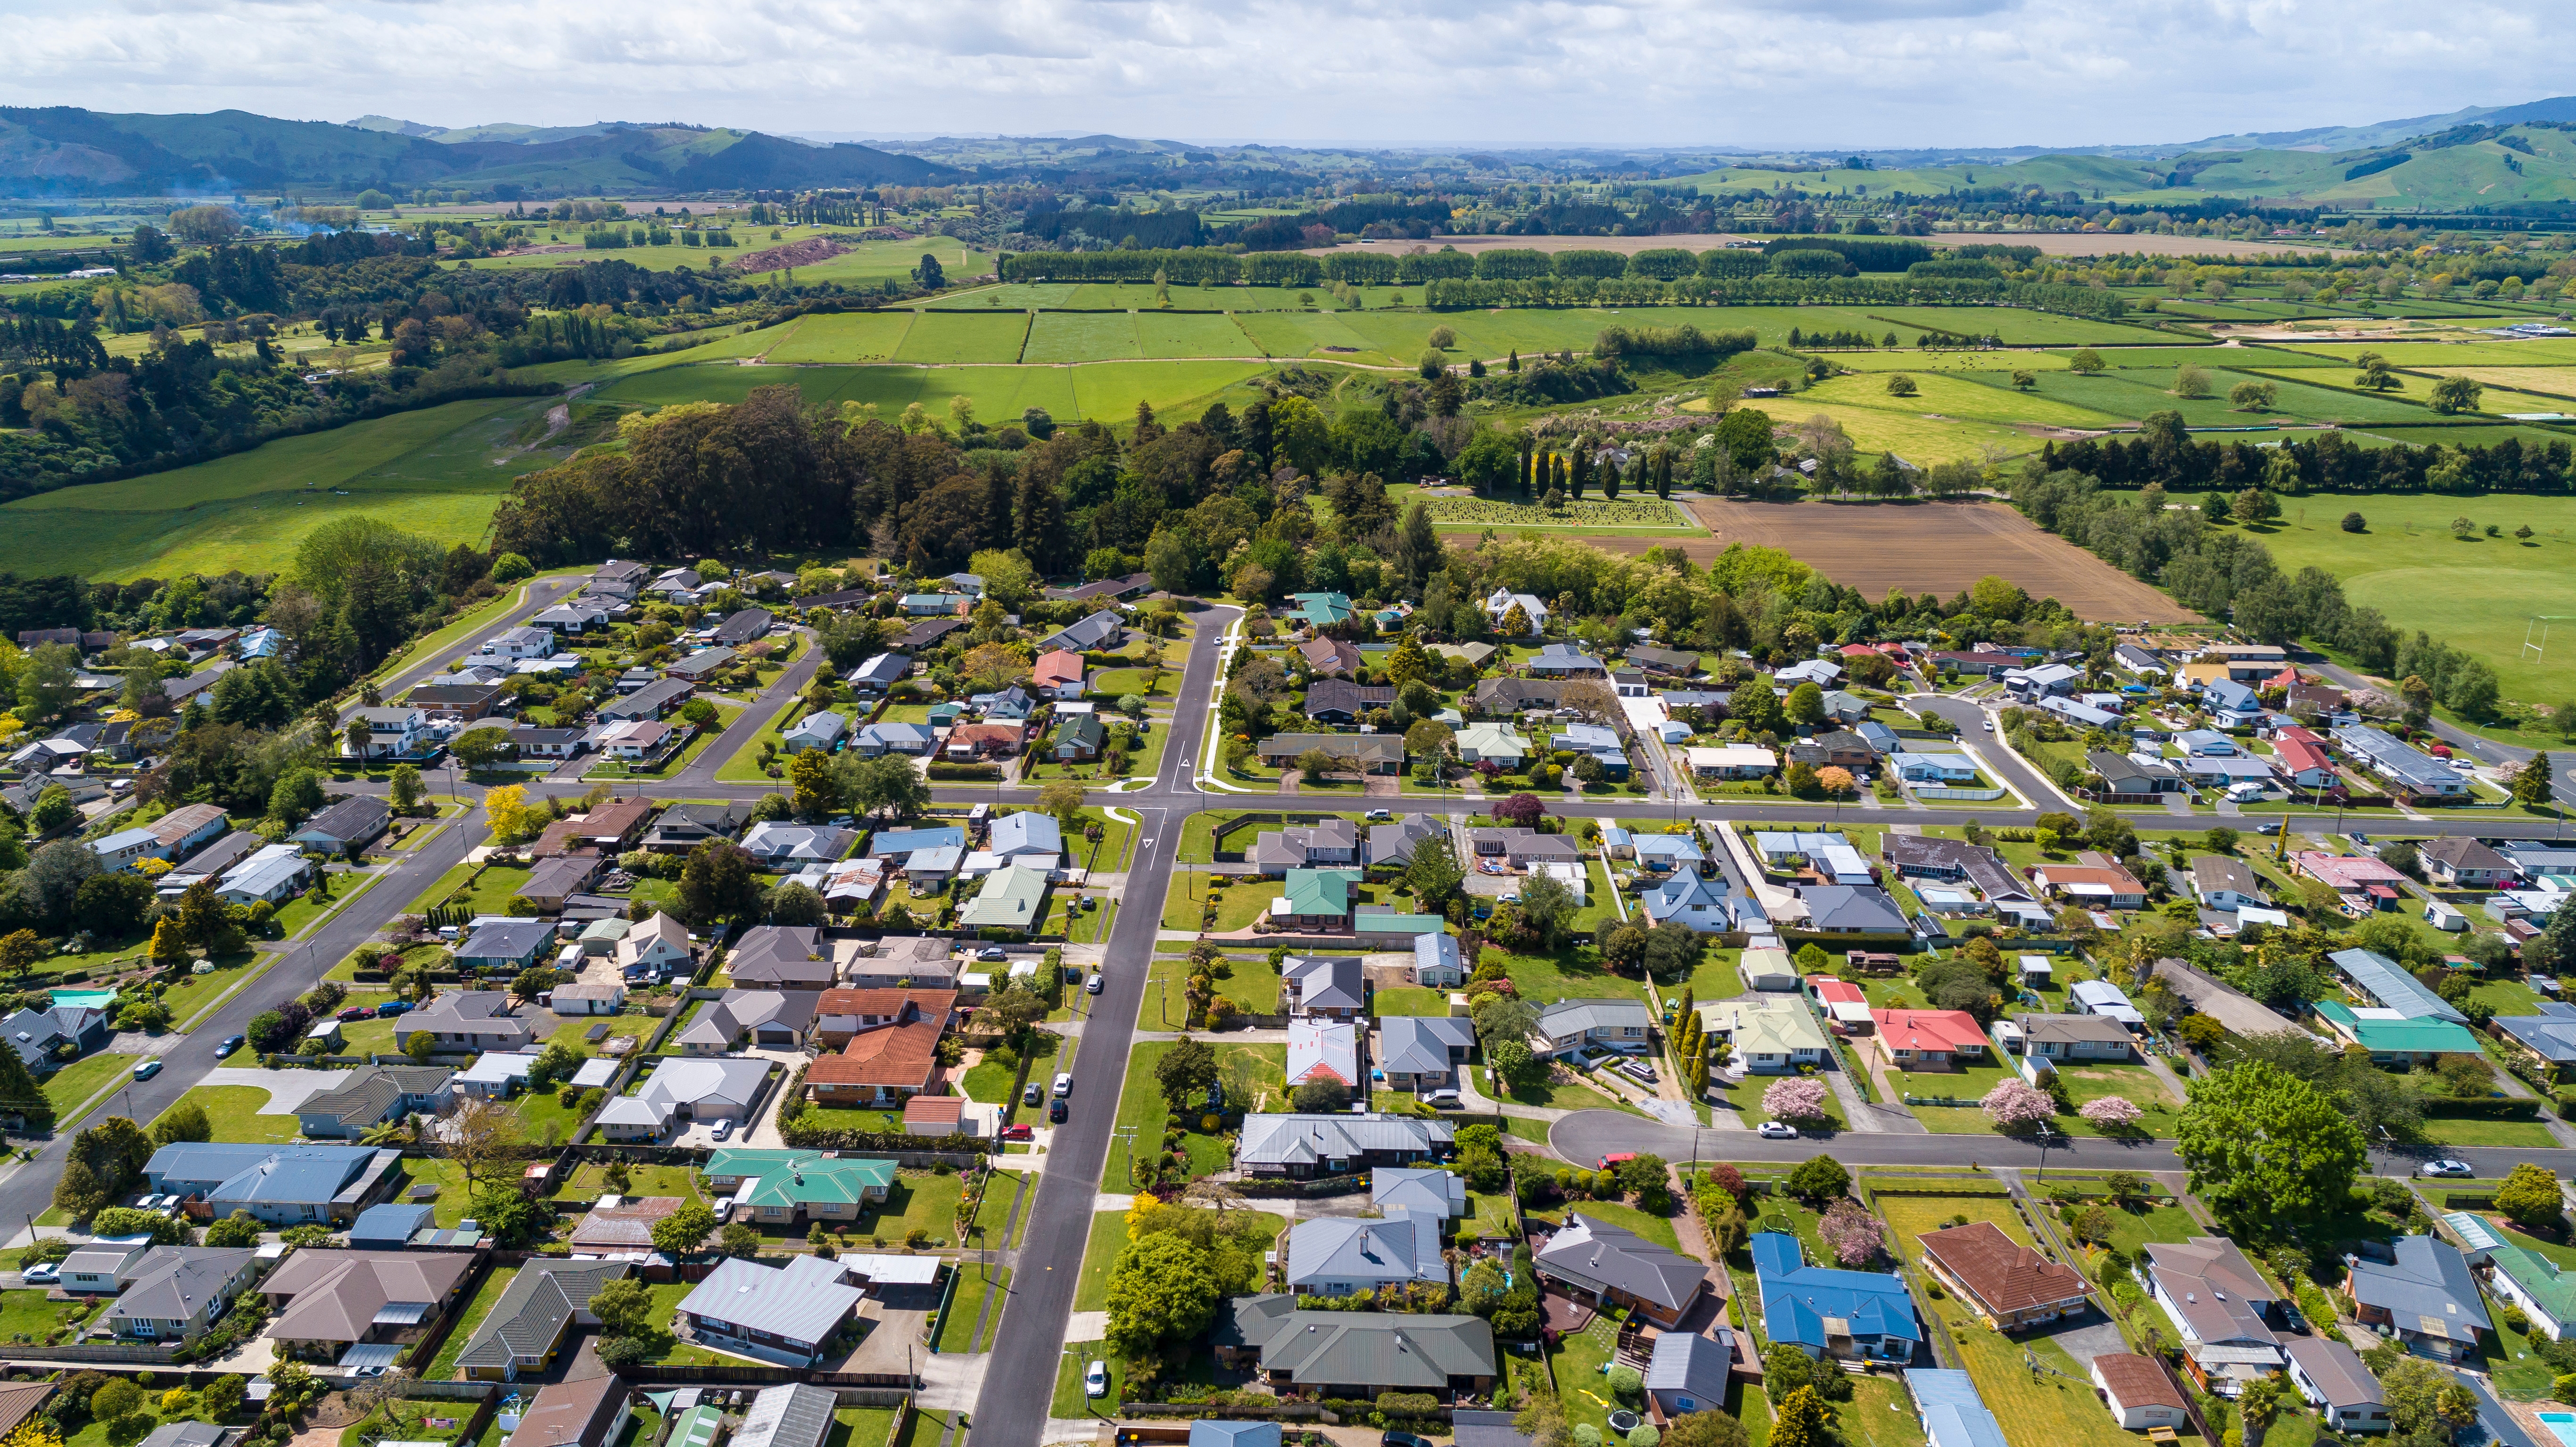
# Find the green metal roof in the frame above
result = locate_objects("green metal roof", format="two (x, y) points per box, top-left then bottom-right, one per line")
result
(736, 1156), (898, 1206)
(1280, 868), (1359, 917)
(2312, 1000), (2484, 1054)
(2491, 1242), (2576, 1324)
(960, 863), (1052, 929)
(1355, 914), (1445, 937)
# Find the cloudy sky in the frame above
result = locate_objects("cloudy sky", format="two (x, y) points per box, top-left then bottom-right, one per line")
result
(7, 0), (2567, 150)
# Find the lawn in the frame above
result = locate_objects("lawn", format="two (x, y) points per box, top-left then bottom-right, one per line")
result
(152, 1084), (300, 1143)
(1507, 1064), (1628, 1113)
(852, 1171), (964, 1245)
(1073, 1209), (1130, 1313)
(0, 1287), (102, 1344)
(1111, 1040), (1286, 1186)
(1480, 945), (1648, 1006)
(393, 1159), (504, 1228)
(970, 1170), (1035, 1251)
(426, 1265), (516, 1379)
(1373, 986), (1452, 1016)
(42, 1052), (139, 1120)
(0, 393), (569, 580)
(1524, 1200), (1684, 1252)
(934, 1263), (1011, 1353)
(1162, 875), (1277, 932)
(713, 704), (809, 783)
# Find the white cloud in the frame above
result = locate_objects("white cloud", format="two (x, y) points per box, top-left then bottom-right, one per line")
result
(0, 0), (2564, 150)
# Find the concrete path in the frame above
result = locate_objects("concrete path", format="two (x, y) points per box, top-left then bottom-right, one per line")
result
(198, 1068), (343, 1115)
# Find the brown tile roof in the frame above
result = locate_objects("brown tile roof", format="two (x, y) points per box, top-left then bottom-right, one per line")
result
(515, 1372), (625, 1447)
(904, 1096), (964, 1127)
(817, 988), (958, 1019)
(1917, 1221), (2092, 1316)
(2091, 1352), (2186, 1410)
(570, 1196), (715, 1251)
(807, 1015), (944, 1089)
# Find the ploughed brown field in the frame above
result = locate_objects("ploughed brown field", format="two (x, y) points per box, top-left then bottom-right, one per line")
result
(1675, 497), (2201, 623)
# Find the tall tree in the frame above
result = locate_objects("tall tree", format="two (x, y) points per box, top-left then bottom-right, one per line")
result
(2175, 1061), (2365, 1229)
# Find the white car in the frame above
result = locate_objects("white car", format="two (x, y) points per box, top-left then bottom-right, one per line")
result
(1981, 716), (1995, 732)
(2418, 1159), (2476, 1178)
(1757, 1121), (1800, 1140)
(1084, 1360), (1109, 1399)
(19, 1262), (57, 1286)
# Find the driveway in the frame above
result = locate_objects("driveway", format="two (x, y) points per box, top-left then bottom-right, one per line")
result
(2032, 1309), (2128, 1371)
(199, 1068), (343, 1117)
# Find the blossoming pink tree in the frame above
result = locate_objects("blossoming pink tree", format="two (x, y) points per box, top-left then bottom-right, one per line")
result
(1982, 1077), (2056, 1131)
(1819, 1196), (1883, 1267)
(1762, 1076), (1831, 1124)
(2079, 1094), (2145, 1131)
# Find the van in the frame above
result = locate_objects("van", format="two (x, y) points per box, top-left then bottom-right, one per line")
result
(1052, 1072), (1073, 1099)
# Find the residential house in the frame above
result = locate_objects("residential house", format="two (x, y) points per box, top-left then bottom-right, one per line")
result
(1871, 1010), (1989, 1069)
(1697, 995), (1832, 1073)
(1455, 722), (1529, 769)
(1537, 998), (1653, 1057)
(452, 1260), (631, 1379)
(2014, 1014), (2133, 1064)
(451, 920), (558, 973)
(781, 712), (848, 755)
(703, 1149), (898, 1225)
(1049, 712), (1106, 763)
(1430, 642), (1497, 670)
(2311, 999), (2483, 1067)
(989, 811), (1063, 867)
(0, 1004), (106, 1075)
(1750, 1232), (1920, 1361)
(261, 1248), (477, 1354)
(1250, 818), (1359, 874)
(1298, 636), (1363, 677)
(1775, 659), (1841, 688)
(1372, 1168), (1467, 1220)
(840, 940), (959, 992)
(846, 653), (911, 693)
(144, 1142), (399, 1225)
(1527, 643), (1606, 678)
(101, 1248), (263, 1342)
(1468, 678), (1567, 714)
(1880, 834), (2041, 914)
(2144, 1238), (2283, 1391)
(1915, 1221), (2092, 1329)
(454, 1053), (535, 1100)
(740, 823), (856, 868)
(404, 681), (507, 721)
(944, 721), (1025, 759)
(1463, 827), (1583, 869)
(593, 1057), (771, 1142)
(509, 1372), (631, 1447)
(1551, 724), (1628, 778)
(853, 720), (935, 756)
(728, 925), (839, 989)
(1234, 1114), (1453, 1178)
(2487, 1242), (2576, 1340)
(2494, 1003), (2576, 1084)
(511, 727), (587, 760)
(958, 863), (1050, 932)
(1484, 589), (1548, 635)
(58, 1236), (156, 1294)
(616, 912), (695, 978)
(2031, 863), (2147, 912)
(2192, 857), (2267, 912)
(2336, 724), (2467, 797)
(1284, 1214), (1448, 1296)
(1286, 592), (1357, 631)
(1303, 677), (1394, 724)
(2344, 1236), (2490, 1361)
(1264, 868), (1358, 930)
(2272, 732), (2342, 790)
(676, 1254), (866, 1365)
(600, 678), (694, 724)
(140, 803), (231, 863)
(1410, 932), (1463, 987)
(1366, 814), (1448, 872)
(295, 1066), (454, 1138)
(2089, 1354), (2191, 1431)
(518, 854), (602, 913)
(346, 707), (428, 760)
(2070, 979), (2147, 1029)
(1285, 1019), (1360, 1090)
(1040, 610), (1127, 655)
(1212, 1294), (1497, 1399)
(1282, 954), (1367, 1018)
(286, 795), (392, 856)
(397, 990), (539, 1053)
(216, 843), (315, 906)
(1795, 885), (1909, 935)
(2092, 752), (2184, 797)
(2283, 1337), (2388, 1433)
(1256, 733), (1404, 774)
(1686, 745), (1778, 780)
(2296, 855), (2412, 915)
(1376, 1016), (1474, 1090)
(732, 1385), (840, 1447)
(2420, 837), (2517, 888)
(677, 991), (820, 1054)
(1890, 751), (1981, 784)
(1536, 1215), (1709, 1326)
(2177, 729), (2238, 757)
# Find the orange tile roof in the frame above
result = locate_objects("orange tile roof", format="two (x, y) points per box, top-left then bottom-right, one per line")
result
(816, 988), (957, 1019)
(1918, 1221), (2092, 1315)
(1032, 650), (1084, 687)
(807, 1014), (944, 1088)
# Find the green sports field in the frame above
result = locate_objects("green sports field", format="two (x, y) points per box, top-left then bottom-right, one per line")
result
(0, 394), (567, 579)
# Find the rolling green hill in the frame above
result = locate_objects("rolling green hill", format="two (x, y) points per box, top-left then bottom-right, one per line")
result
(0, 107), (952, 197)
(1670, 122), (2576, 213)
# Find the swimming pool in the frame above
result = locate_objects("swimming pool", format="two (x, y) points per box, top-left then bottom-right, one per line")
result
(48, 988), (116, 1011)
(2535, 1411), (2576, 1447)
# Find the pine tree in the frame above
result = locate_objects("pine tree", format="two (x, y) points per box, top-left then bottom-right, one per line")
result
(0, 1038), (50, 1131)
(2516, 751), (2556, 810)
(1569, 449), (1589, 500)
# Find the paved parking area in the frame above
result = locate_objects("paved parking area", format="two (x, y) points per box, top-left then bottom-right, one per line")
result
(199, 1068), (342, 1116)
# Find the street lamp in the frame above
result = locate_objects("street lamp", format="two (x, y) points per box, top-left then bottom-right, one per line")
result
(2034, 1121), (2058, 1183)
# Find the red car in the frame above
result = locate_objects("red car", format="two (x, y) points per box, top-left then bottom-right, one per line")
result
(337, 1005), (376, 1021)
(999, 1124), (1034, 1142)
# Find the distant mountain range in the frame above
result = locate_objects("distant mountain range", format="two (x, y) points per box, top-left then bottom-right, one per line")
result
(0, 107), (949, 197)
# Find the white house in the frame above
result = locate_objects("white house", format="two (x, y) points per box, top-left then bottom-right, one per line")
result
(345, 707), (428, 759)
(781, 712), (847, 755)
(1483, 588), (1548, 635)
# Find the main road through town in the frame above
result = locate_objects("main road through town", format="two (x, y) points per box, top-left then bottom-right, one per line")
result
(1, 588), (2563, 1447)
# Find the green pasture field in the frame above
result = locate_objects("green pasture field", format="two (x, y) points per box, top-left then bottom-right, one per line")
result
(2238, 366), (2576, 417)
(1818, 349), (2076, 374)
(2386, 366), (2576, 400)
(892, 311), (1030, 364)
(2283, 339), (2576, 368)
(1801, 370), (2128, 429)
(2347, 423), (2576, 450)
(1023, 311), (1149, 363)
(2119, 488), (2576, 700)
(2059, 344), (2329, 368)
(1135, 311), (1265, 359)
(1858, 305), (2176, 345)
(2049, 367), (2439, 426)
(1695, 392), (2035, 463)
(591, 358), (1273, 424)
(443, 228), (993, 284)
(0, 393), (565, 579)
(762, 312), (917, 363)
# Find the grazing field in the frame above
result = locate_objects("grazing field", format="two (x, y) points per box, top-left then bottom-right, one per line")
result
(892, 310), (1031, 364)
(2391, 367), (2576, 400)
(1420, 496), (1695, 531)
(444, 229), (994, 284)
(0, 393), (565, 579)
(1023, 311), (1150, 363)
(2046, 366), (2441, 426)
(2121, 490), (2576, 700)
(761, 311), (917, 363)
(1798, 370), (2129, 430)
(1694, 389), (2037, 461)
(591, 358), (1270, 423)
(2284, 339), (2576, 368)
(1690, 497), (2202, 622)
(2067, 344), (2337, 369)
(1816, 349), (2080, 374)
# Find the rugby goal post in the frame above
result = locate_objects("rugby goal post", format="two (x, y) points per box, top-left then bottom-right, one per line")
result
(2527, 616), (2576, 664)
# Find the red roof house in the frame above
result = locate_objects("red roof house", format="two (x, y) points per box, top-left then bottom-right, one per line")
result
(1871, 1009), (1991, 1069)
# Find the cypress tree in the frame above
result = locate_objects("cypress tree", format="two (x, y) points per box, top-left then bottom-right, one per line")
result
(1570, 448), (1589, 500)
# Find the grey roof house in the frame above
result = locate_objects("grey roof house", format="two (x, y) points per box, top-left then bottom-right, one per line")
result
(1236, 1114), (1454, 1178)
(2344, 1236), (2490, 1360)
(454, 1260), (632, 1381)
(296, 1065), (455, 1138)
(1377, 1016), (1475, 1090)
(144, 1143), (400, 1225)
(1372, 1167), (1467, 1220)
(1534, 1215), (1709, 1327)
(1212, 1294), (1497, 1398)
(102, 1247), (262, 1341)
(1283, 1214), (1449, 1296)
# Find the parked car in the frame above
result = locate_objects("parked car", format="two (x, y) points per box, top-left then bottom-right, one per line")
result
(1085, 972), (1103, 995)
(1084, 1361), (1108, 1399)
(2257, 822), (2283, 836)
(1052, 1071), (1073, 1098)
(976, 945), (1009, 962)
(219, 1035), (245, 1056)
(20, 1263), (58, 1286)
(1617, 1061), (1658, 1087)
(377, 1001), (412, 1017)
(1981, 716), (1994, 732)
(1049, 1098), (1068, 1123)
(132, 1060), (161, 1081)
(338, 1005), (375, 1021)
(2419, 1159), (2475, 1178)
(1366, 809), (1393, 822)
(1023, 1082), (1044, 1107)
(709, 1119), (732, 1141)
(999, 1124), (1034, 1142)
(1424, 1089), (1461, 1110)
(1757, 1121), (1800, 1140)
(1384, 1432), (1433, 1447)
